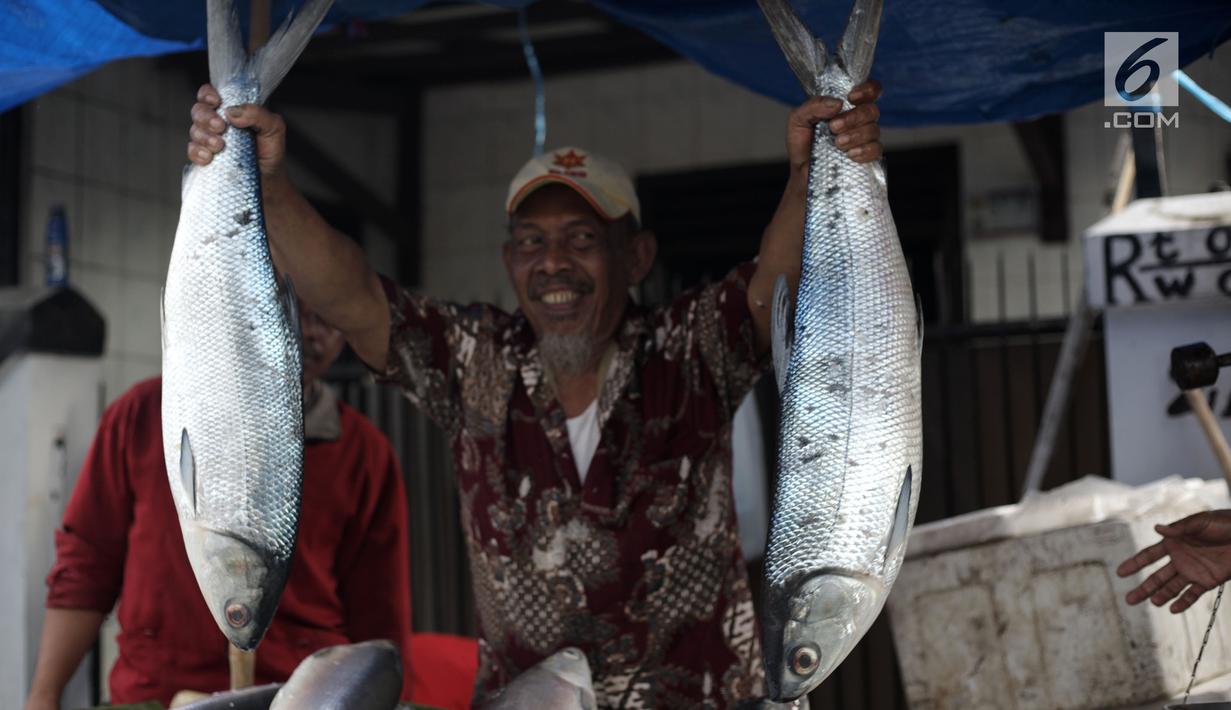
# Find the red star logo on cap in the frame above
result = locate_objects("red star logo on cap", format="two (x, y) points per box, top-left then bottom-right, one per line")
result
(552, 149), (587, 169)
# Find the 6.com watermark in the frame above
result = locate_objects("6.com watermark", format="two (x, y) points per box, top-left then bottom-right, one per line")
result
(1104, 32), (1179, 128)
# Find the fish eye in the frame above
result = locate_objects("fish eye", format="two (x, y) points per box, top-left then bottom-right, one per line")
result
(790, 643), (820, 676)
(225, 601), (251, 628)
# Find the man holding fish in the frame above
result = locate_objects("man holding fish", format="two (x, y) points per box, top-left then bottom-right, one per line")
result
(184, 47), (883, 710)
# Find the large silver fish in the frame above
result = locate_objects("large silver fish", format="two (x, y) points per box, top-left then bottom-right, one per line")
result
(480, 647), (597, 710)
(161, 0), (332, 650)
(757, 0), (922, 700)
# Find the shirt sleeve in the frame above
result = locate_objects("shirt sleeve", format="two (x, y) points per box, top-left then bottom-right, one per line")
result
(45, 393), (137, 612)
(374, 275), (478, 436)
(669, 260), (769, 416)
(334, 423), (415, 701)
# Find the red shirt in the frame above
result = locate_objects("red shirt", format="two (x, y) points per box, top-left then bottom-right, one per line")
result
(45, 377), (475, 707)
(380, 262), (768, 708)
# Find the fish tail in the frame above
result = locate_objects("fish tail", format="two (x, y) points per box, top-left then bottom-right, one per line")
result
(756, 0), (883, 92)
(252, 0), (335, 104)
(836, 0), (883, 86)
(756, 0), (826, 95)
(205, 0), (334, 104)
(206, 0), (246, 90)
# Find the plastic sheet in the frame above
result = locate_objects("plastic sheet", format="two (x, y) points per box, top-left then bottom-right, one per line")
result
(2, 1), (1229, 123)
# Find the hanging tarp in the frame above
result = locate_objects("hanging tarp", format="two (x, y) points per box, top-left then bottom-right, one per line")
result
(1, 0), (1229, 125)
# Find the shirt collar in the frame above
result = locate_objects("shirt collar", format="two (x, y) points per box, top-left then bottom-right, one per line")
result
(303, 380), (342, 442)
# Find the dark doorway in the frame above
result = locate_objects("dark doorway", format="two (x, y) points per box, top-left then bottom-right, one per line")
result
(0, 107), (21, 286)
(636, 144), (963, 325)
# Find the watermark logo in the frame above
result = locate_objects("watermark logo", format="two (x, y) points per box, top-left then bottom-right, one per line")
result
(1104, 32), (1179, 128)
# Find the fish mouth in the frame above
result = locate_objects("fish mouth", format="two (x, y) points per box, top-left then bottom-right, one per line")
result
(763, 572), (885, 701)
(181, 524), (287, 650)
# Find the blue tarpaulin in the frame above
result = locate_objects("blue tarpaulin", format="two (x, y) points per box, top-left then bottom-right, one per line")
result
(1, 0), (1229, 125)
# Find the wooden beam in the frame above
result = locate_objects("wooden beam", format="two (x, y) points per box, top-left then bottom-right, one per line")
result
(249, 0), (271, 53)
(1012, 115), (1069, 243)
(282, 117), (411, 246)
(310, 27), (679, 86)
(395, 94), (422, 287)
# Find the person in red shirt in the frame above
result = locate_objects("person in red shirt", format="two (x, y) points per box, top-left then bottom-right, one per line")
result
(24, 302), (477, 709)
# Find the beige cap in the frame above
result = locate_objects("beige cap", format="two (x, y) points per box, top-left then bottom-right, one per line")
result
(506, 147), (641, 224)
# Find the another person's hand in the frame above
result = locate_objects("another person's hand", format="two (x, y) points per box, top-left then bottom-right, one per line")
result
(786, 79), (883, 170)
(1117, 509), (1231, 613)
(187, 83), (287, 177)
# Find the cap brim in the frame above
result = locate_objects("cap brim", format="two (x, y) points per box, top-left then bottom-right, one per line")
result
(507, 174), (624, 221)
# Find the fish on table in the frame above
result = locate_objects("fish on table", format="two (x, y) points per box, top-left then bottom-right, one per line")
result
(756, 0), (923, 701)
(161, 0), (333, 650)
(269, 640), (404, 710)
(480, 647), (597, 710)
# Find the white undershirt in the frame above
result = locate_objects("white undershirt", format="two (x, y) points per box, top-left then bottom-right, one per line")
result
(565, 398), (600, 484)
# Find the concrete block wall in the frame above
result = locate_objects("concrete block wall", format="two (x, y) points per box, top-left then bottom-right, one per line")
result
(22, 58), (191, 400)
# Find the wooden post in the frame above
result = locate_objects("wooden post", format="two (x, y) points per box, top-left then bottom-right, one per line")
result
(229, 645), (257, 690)
(1183, 389), (1231, 492)
(249, 0), (271, 54)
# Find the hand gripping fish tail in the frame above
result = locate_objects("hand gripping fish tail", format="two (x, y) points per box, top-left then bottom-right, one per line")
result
(161, 0), (332, 652)
(757, 0), (923, 701)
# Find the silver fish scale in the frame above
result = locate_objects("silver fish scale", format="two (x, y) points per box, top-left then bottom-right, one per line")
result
(161, 82), (304, 565)
(764, 113), (922, 591)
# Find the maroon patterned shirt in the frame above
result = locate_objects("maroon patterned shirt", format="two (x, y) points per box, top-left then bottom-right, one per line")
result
(380, 262), (768, 707)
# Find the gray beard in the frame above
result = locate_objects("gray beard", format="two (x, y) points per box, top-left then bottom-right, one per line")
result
(538, 333), (595, 378)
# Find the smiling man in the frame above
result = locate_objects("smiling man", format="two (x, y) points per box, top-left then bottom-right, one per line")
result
(186, 81), (883, 707)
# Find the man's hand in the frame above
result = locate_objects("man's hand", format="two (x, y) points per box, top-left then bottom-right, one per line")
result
(785, 79), (883, 172)
(1117, 509), (1231, 613)
(188, 84), (287, 178)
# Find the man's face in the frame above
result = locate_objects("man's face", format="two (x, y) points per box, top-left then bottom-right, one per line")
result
(503, 184), (654, 373)
(300, 300), (345, 387)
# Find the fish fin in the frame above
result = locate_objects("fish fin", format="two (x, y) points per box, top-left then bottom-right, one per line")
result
(915, 293), (925, 358)
(280, 272), (302, 346)
(771, 274), (794, 393)
(756, 0), (827, 95)
(883, 465), (913, 570)
(159, 286), (167, 353)
(205, 0), (246, 90)
(251, 0), (335, 104)
(180, 428), (197, 515)
(181, 164), (196, 202)
(836, 0), (884, 86)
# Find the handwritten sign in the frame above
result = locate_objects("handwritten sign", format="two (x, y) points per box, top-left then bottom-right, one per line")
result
(1091, 227), (1231, 307)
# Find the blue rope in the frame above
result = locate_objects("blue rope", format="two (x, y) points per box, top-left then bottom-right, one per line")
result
(518, 6), (547, 157)
(1173, 69), (1231, 123)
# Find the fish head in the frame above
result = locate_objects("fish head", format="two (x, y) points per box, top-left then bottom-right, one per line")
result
(183, 525), (283, 650)
(537, 647), (594, 693)
(763, 572), (885, 700)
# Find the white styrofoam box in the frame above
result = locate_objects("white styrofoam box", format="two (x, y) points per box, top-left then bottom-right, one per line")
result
(889, 476), (1231, 710)
(1082, 193), (1231, 486)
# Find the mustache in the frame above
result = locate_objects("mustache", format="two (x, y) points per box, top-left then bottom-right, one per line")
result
(529, 275), (594, 300)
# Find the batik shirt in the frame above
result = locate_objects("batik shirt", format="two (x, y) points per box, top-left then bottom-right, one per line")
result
(380, 262), (768, 708)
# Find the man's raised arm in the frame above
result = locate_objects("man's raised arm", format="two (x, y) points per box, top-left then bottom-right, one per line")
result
(187, 84), (391, 371)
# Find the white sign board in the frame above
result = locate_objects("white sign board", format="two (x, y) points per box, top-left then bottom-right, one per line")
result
(1084, 192), (1231, 485)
